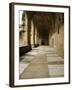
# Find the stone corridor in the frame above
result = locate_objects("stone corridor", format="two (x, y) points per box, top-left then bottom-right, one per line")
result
(19, 11), (64, 79)
(19, 46), (64, 79)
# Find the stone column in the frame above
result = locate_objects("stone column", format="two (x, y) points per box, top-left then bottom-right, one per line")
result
(23, 12), (28, 46)
(31, 20), (35, 47)
(37, 29), (39, 45)
(26, 12), (31, 46)
(35, 26), (38, 45)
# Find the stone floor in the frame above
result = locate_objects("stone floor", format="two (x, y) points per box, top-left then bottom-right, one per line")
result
(19, 46), (64, 79)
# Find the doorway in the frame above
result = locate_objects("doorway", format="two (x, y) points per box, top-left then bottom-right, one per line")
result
(41, 40), (45, 45)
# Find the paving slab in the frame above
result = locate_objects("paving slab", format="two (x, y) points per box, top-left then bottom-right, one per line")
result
(19, 46), (64, 79)
(20, 54), (49, 79)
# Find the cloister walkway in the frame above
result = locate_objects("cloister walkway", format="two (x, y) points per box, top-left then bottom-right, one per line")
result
(19, 46), (64, 79)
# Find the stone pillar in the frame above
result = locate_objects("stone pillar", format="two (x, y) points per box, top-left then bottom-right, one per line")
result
(37, 29), (39, 45)
(31, 20), (35, 47)
(26, 12), (31, 46)
(35, 26), (38, 45)
(24, 12), (28, 46)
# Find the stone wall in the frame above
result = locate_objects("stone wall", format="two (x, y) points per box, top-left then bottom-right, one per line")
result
(19, 12), (28, 47)
(49, 13), (64, 58)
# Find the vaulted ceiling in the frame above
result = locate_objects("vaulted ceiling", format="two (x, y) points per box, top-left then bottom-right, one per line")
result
(32, 12), (56, 31)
